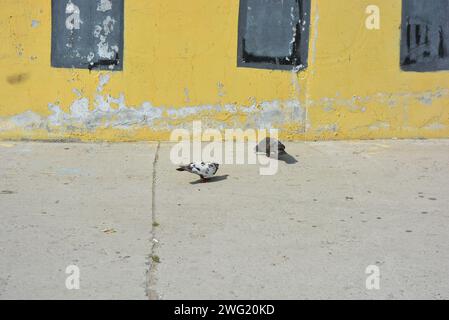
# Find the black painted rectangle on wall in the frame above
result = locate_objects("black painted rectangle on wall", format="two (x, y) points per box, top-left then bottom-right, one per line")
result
(51, 0), (124, 71)
(400, 0), (449, 72)
(237, 0), (311, 71)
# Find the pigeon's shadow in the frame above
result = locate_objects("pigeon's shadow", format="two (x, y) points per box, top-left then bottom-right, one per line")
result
(277, 153), (298, 164)
(190, 175), (230, 185)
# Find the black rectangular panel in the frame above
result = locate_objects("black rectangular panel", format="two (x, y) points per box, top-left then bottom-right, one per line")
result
(51, 0), (124, 71)
(400, 0), (449, 72)
(238, 0), (311, 71)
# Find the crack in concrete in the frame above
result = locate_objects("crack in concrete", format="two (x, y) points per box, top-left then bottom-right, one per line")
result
(146, 141), (161, 300)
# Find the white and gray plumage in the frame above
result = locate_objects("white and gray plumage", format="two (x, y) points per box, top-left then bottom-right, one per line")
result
(255, 137), (287, 157)
(176, 162), (219, 181)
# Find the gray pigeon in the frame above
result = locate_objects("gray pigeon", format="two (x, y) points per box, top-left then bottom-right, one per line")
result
(176, 162), (219, 182)
(255, 137), (287, 157)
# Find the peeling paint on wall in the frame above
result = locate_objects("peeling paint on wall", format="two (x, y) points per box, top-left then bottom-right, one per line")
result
(97, 0), (112, 13)
(0, 71), (307, 135)
(51, 0), (124, 70)
(1, 82), (448, 140)
(0, 99), (304, 134)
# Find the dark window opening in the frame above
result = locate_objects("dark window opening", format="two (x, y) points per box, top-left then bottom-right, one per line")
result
(237, 0), (311, 71)
(51, 0), (124, 71)
(400, 0), (449, 72)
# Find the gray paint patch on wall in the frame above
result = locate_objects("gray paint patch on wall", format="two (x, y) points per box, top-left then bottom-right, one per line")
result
(51, 0), (124, 71)
(401, 0), (449, 72)
(31, 20), (40, 28)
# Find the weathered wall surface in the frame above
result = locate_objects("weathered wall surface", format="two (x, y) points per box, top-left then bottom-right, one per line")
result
(0, 0), (448, 141)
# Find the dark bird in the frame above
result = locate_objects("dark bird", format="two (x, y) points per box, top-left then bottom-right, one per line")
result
(255, 137), (287, 158)
(176, 162), (219, 182)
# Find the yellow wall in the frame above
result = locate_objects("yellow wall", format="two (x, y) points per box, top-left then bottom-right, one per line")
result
(1, 0), (448, 141)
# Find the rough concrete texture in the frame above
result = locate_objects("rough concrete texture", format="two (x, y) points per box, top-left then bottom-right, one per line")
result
(1, 140), (449, 299)
(0, 142), (156, 299)
(153, 140), (449, 300)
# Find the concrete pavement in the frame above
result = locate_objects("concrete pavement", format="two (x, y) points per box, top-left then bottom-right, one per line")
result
(0, 142), (156, 299)
(1, 140), (449, 299)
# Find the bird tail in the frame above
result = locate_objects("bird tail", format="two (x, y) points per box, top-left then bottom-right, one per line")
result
(176, 167), (187, 172)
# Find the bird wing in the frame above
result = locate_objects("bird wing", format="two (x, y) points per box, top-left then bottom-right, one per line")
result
(197, 163), (219, 178)
(177, 162), (218, 179)
(205, 163), (219, 177)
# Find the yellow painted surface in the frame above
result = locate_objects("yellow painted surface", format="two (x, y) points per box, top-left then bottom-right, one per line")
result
(0, 0), (448, 141)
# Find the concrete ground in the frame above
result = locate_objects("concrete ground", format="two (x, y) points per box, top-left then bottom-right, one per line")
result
(0, 140), (448, 299)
